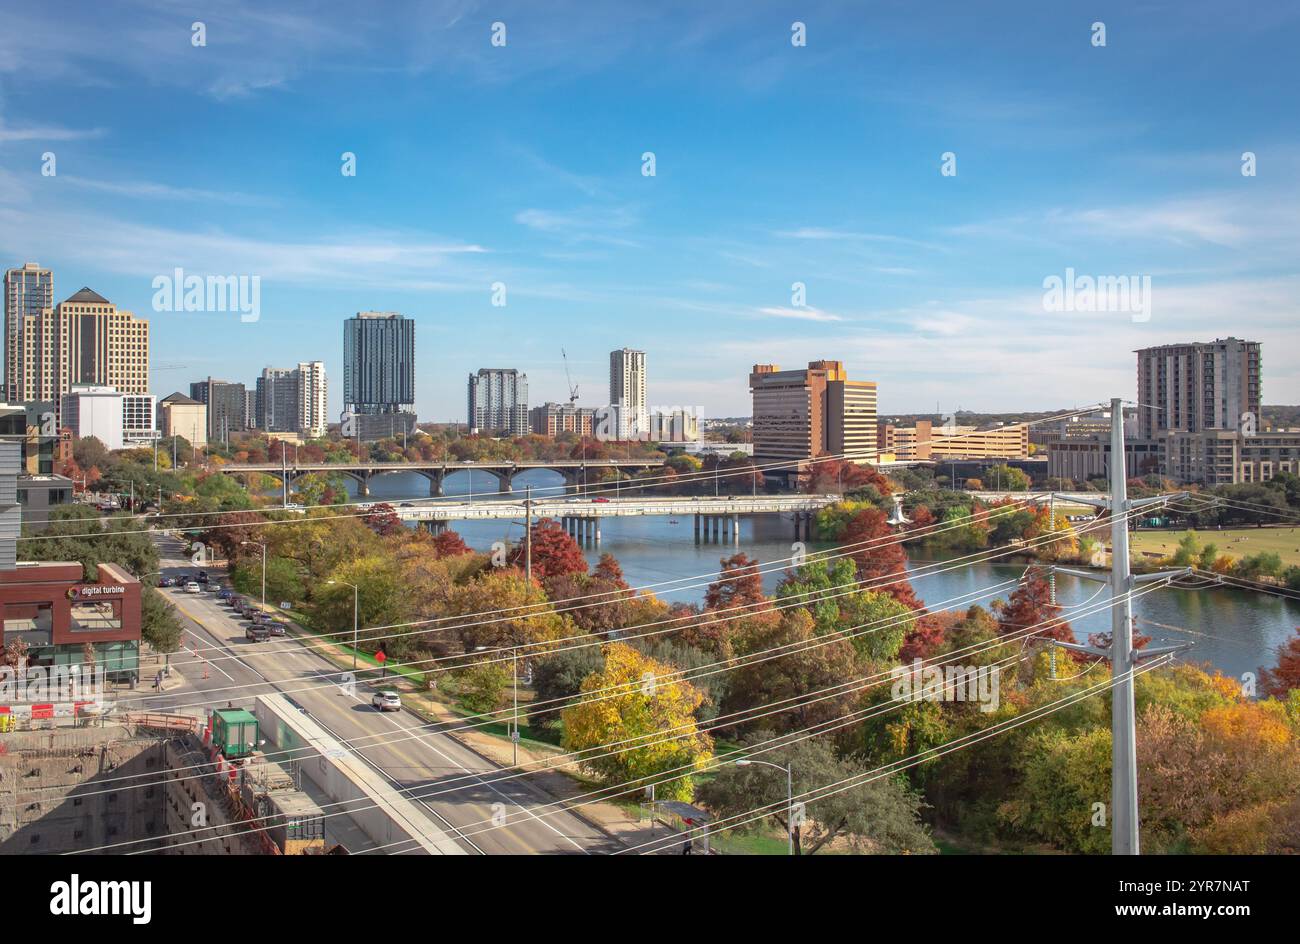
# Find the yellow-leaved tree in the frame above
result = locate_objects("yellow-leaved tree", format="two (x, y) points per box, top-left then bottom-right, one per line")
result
(561, 643), (713, 801)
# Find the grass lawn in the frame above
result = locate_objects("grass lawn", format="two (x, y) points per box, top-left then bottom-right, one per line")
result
(1129, 526), (1300, 568)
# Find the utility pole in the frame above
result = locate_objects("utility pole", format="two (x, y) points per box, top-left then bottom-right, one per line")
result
(1050, 397), (1192, 855)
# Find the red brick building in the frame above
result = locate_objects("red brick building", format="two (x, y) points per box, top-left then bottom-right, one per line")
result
(0, 561), (142, 682)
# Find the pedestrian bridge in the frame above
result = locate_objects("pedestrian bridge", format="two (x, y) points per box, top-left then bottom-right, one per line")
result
(394, 494), (838, 544)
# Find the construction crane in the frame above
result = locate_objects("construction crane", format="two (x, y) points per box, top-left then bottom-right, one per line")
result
(561, 348), (579, 405)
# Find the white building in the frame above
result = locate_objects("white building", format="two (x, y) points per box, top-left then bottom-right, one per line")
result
(61, 384), (157, 450)
(609, 348), (647, 440)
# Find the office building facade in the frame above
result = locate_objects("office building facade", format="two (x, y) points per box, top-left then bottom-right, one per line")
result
(749, 360), (879, 478)
(530, 402), (596, 438)
(256, 362), (327, 438)
(1136, 338), (1261, 439)
(157, 392), (207, 447)
(468, 369), (529, 435)
(343, 312), (414, 415)
(4, 262), (54, 404)
(190, 378), (248, 443)
(609, 348), (647, 440)
(5, 284), (149, 421)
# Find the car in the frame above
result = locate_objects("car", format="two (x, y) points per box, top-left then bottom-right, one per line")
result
(245, 624), (271, 642)
(592, 497), (610, 503)
(205, 583), (222, 593)
(372, 691), (402, 712)
(399, 502), (414, 508)
(195, 571), (209, 584)
(158, 576), (174, 588)
(184, 582), (202, 594)
(217, 588), (234, 600)
(265, 619), (288, 637)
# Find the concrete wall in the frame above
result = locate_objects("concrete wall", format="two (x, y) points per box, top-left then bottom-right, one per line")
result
(254, 693), (464, 855)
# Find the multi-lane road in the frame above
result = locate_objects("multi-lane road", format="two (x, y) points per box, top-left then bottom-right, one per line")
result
(128, 534), (618, 855)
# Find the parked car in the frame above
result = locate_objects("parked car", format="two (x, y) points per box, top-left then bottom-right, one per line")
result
(245, 624), (270, 642)
(371, 691), (402, 712)
(184, 582), (202, 594)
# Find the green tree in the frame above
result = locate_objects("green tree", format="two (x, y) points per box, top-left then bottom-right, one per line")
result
(697, 734), (935, 854)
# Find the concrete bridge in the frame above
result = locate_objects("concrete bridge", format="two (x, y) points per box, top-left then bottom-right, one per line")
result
(218, 459), (664, 496)
(394, 494), (837, 544)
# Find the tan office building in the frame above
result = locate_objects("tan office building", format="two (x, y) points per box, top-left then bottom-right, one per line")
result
(9, 286), (149, 419)
(749, 360), (878, 477)
(157, 392), (208, 447)
(879, 420), (1029, 461)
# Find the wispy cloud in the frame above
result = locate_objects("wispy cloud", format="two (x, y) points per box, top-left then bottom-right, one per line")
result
(61, 175), (276, 206)
(514, 206), (641, 247)
(756, 305), (844, 323)
(0, 121), (104, 143)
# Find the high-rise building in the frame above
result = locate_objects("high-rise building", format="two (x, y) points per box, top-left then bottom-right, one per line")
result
(190, 378), (247, 444)
(343, 312), (414, 415)
(5, 284), (149, 419)
(749, 360), (878, 479)
(468, 369), (528, 435)
(255, 361), (327, 438)
(1136, 338), (1261, 439)
(609, 348), (647, 440)
(4, 262), (54, 403)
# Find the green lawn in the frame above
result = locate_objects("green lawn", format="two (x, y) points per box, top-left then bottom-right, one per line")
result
(1129, 526), (1300, 568)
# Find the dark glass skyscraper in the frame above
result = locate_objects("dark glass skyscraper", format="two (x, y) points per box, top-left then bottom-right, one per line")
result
(343, 312), (415, 416)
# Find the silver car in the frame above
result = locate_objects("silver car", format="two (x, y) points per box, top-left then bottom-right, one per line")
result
(371, 691), (402, 712)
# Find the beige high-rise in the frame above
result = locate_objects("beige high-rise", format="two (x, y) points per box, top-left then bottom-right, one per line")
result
(10, 286), (149, 417)
(749, 360), (878, 476)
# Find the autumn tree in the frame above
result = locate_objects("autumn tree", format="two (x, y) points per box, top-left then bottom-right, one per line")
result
(507, 518), (587, 581)
(1260, 628), (1300, 698)
(431, 529), (472, 557)
(993, 565), (1074, 643)
(363, 502), (404, 537)
(722, 608), (860, 736)
(697, 734), (935, 855)
(561, 643), (713, 801)
(842, 507), (923, 610)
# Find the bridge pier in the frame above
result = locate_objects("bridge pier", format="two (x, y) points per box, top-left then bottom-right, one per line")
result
(419, 519), (447, 536)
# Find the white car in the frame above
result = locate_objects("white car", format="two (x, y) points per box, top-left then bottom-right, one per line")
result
(184, 582), (202, 594)
(371, 691), (402, 712)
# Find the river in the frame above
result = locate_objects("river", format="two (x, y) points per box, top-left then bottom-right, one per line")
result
(347, 469), (1299, 680)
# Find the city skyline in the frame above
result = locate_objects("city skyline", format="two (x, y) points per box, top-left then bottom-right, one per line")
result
(2, 2), (1296, 418)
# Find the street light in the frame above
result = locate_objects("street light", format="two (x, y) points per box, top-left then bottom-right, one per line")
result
(241, 540), (267, 613)
(735, 758), (794, 855)
(475, 644), (520, 766)
(328, 579), (359, 671)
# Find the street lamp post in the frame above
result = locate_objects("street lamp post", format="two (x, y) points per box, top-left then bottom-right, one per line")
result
(241, 540), (267, 612)
(476, 644), (520, 765)
(328, 579), (360, 671)
(736, 758), (794, 855)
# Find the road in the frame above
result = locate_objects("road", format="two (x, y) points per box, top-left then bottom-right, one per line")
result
(131, 534), (619, 855)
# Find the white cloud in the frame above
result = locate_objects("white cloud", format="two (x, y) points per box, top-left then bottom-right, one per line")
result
(756, 306), (844, 323)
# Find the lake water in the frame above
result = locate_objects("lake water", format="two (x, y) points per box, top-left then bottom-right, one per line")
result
(349, 469), (1299, 679)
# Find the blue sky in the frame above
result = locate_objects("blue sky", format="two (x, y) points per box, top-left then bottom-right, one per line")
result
(2, 0), (1298, 419)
